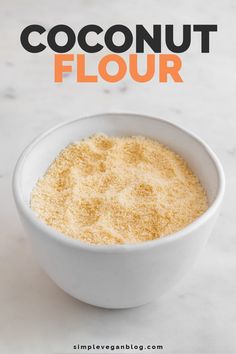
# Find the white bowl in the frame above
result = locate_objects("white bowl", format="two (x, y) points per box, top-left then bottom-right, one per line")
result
(12, 113), (225, 309)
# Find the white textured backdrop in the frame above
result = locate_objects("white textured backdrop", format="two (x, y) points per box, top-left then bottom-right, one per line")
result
(0, 1), (235, 353)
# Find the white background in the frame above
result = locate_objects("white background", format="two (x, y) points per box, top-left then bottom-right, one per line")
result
(0, 1), (235, 353)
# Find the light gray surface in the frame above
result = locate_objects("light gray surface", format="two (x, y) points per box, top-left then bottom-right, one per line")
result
(0, 1), (235, 353)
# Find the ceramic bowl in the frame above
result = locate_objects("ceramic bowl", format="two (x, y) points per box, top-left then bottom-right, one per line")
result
(12, 113), (225, 308)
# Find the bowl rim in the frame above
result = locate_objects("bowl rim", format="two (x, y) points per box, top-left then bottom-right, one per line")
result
(12, 113), (225, 253)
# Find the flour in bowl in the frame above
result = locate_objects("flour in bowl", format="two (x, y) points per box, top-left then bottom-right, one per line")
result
(30, 134), (208, 245)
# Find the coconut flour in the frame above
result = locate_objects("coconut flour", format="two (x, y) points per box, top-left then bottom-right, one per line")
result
(30, 134), (208, 245)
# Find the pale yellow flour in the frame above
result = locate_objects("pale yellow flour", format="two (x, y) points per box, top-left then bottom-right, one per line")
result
(30, 134), (208, 245)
